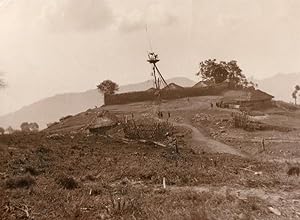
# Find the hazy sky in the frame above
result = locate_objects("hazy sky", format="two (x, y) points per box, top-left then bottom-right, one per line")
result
(0, 0), (300, 115)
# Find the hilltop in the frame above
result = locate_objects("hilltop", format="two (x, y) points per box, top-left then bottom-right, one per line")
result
(2, 72), (300, 130)
(0, 77), (195, 129)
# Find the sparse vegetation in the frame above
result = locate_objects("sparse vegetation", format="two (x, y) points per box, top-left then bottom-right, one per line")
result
(0, 123), (297, 219)
(1, 95), (300, 219)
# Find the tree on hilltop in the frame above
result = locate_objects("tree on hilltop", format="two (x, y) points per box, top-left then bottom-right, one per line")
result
(29, 122), (39, 132)
(20, 122), (31, 132)
(196, 59), (256, 88)
(6, 126), (14, 134)
(0, 79), (4, 88)
(292, 85), (300, 105)
(0, 71), (6, 88)
(0, 77), (6, 88)
(97, 80), (119, 95)
(20, 122), (39, 132)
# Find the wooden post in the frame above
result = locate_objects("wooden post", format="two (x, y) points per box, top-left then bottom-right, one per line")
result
(163, 177), (166, 189)
(261, 138), (265, 152)
(175, 138), (179, 154)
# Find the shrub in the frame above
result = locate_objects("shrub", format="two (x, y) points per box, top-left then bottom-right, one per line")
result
(24, 166), (40, 176)
(6, 175), (35, 189)
(287, 167), (300, 176)
(233, 112), (249, 129)
(122, 118), (173, 141)
(106, 196), (141, 218)
(232, 112), (263, 131)
(57, 175), (78, 190)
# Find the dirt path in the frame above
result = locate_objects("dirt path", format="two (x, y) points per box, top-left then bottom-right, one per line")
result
(174, 122), (245, 157)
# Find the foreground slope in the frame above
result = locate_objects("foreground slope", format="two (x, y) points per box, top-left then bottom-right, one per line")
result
(1, 95), (300, 219)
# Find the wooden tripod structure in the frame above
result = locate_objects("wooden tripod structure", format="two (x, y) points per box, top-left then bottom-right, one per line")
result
(147, 52), (168, 90)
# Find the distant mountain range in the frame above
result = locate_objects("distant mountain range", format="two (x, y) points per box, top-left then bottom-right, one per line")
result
(0, 73), (299, 130)
(255, 73), (300, 103)
(0, 77), (195, 129)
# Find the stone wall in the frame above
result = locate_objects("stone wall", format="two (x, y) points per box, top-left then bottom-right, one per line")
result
(104, 84), (228, 105)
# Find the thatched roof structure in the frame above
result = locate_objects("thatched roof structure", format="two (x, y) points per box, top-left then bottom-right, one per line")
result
(162, 83), (184, 91)
(193, 81), (210, 88)
(222, 89), (274, 103)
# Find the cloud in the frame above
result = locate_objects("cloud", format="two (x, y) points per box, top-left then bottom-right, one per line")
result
(41, 0), (115, 32)
(0, 0), (115, 32)
(117, 3), (178, 33)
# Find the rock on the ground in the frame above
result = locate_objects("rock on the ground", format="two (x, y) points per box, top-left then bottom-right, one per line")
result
(268, 207), (281, 216)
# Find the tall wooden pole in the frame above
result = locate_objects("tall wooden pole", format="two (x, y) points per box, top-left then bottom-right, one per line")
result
(153, 66), (158, 89)
(154, 64), (168, 87)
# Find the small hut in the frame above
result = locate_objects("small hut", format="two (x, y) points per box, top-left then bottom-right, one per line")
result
(193, 81), (210, 88)
(222, 89), (274, 109)
(162, 83), (184, 91)
(146, 87), (157, 93)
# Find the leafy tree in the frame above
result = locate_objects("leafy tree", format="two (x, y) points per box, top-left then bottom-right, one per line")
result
(29, 122), (39, 132)
(0, 78), (5, 88)
(20, 122), (30, 132)
(97, 80), (119, 95)
(20, 122), (39, 132)
(0, 127), (4, 135)
(6, 126), (14, 134)
(196, 59), (255, 88)
(292, 85), (300, 105)
(0, 72), (6, 88)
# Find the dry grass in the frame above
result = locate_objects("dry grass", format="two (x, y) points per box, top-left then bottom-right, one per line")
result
(0, 123), (297, 219)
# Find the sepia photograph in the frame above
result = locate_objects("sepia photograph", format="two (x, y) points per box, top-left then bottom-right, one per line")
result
(1, 0), (300, 219)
